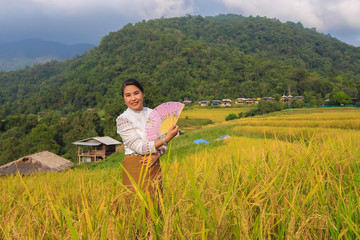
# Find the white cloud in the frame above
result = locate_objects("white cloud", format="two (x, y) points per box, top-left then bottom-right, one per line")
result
(136, 0), (194, 19)
(1, 0), (359, 46)
(326, 0), (360, 29)
(221, 0), (324, 28)
(30, 0), (193, 19)
(220, 0), (360, 32)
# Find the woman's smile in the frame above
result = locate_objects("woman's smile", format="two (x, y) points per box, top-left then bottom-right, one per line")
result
(123, 85), (144, 111)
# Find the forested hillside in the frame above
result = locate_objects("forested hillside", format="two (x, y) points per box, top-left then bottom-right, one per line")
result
(1, 14), (360, 117)
(0, 14), (359, 165)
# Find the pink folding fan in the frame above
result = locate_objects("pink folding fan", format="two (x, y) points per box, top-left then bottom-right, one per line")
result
(145, 102), (184, 141)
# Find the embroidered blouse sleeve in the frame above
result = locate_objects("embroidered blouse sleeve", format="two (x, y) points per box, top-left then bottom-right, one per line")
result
(116, 116), (155, 155)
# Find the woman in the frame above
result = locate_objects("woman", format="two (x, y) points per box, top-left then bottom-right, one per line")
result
(116, 78), (179, 203)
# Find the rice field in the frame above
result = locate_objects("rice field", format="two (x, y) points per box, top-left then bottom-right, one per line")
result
(180, 106), (250, 123)
(1, 107), (360, 239)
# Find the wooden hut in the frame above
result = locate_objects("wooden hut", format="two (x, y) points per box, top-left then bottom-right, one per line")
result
(236, 98), (260, 105)
(262, 97), (275, 101)
(200, 100), (210, 106)
(236, 98), (246, 105)
(72, 136), (123, 164)
(0, 151), (74, 175)
(221, 99), (232, 106)
(212, 100), (221, 106)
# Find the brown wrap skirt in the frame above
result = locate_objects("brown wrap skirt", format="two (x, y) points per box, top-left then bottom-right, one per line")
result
(122, 155), (162, 202)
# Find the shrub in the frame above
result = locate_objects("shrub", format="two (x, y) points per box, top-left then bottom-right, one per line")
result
(201, 119), (213, 125)
(331, 91), (352, 106)
(243, 100), (286, 117)
(238, 112), (245, 118)
(225, 113), (238, 121)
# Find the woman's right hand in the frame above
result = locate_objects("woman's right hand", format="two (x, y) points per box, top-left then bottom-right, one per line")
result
(165, 125), (179, 142)
(140, 152), (161, 168)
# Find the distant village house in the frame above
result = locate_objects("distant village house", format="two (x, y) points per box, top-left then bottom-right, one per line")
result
(280, 87), (304, 104)
(212, 100), (221, 106)
(236, 98), (259, 105)
(200, 100), (210, 106)
(281, 95), (304, 102)
(262, 97), (275, 101)
(221, 99), (232, 106)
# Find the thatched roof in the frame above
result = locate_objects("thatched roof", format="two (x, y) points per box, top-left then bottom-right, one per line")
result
(0, 151), (74, 176)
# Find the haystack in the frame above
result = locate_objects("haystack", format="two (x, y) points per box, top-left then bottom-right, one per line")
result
(0, 151), (74, 175)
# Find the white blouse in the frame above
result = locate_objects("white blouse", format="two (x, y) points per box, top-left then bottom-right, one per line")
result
(116, 107), (157, 156)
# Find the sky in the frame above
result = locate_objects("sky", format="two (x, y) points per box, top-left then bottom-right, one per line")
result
(0, 0), (359, 47)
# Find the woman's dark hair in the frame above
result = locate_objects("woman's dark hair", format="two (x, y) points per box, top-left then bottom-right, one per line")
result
(121, 78), (144, 97)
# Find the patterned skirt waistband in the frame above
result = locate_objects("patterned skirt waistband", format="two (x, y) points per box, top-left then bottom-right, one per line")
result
(125, 153), (144, 156)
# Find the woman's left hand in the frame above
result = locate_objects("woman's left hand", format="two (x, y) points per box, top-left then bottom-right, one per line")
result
(140, 152), (161, 168)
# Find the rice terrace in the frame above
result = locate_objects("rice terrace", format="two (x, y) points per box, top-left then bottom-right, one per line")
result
(1, 106), (360, 239)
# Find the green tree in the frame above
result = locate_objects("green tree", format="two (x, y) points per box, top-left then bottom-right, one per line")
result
(290, 99), (305, 108)
(331, 91), (352, 106)
(0, 137), (27, 165)
(104, 101), (126, 119)
(27, 124), (60, 154)
(257, 100), (286, 114)
(303, 91), (323, 107)
(62, 111), (102, 160)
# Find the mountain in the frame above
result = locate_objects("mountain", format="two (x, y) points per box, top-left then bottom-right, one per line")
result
(0, 39), (94, 71)
(0, 14), (359, 117)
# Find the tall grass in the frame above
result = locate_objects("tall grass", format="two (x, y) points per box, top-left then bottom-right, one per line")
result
(1, 107), (360, 239)
(234, 125), (360, 142)
(234, 118), (360, 129)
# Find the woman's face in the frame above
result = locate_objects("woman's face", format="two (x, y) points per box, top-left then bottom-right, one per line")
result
(123, 85), (144, 111)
